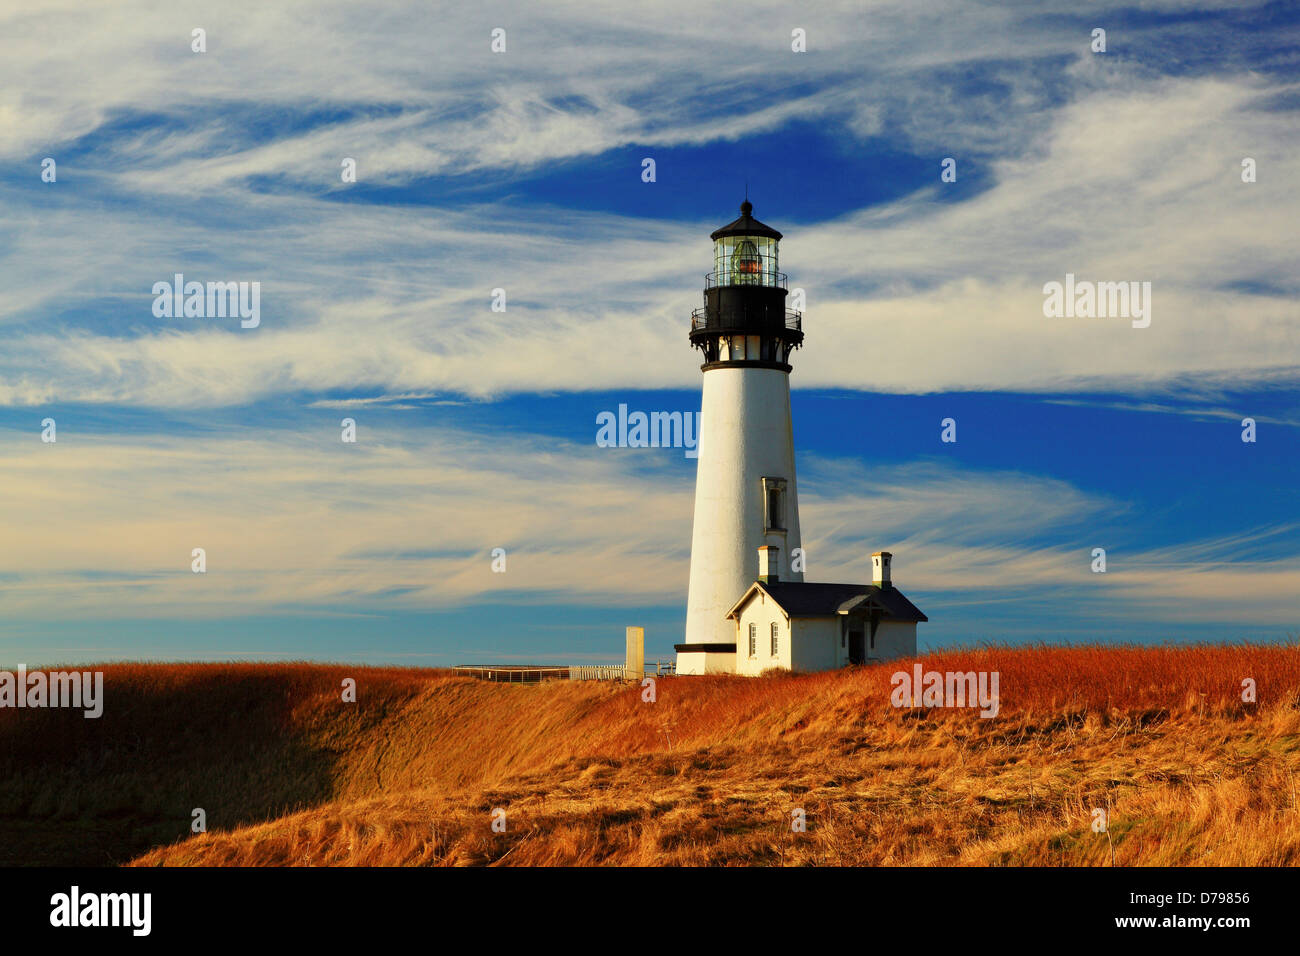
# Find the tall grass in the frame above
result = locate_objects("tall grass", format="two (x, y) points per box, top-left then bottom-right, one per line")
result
(3, 645), (1298, 865)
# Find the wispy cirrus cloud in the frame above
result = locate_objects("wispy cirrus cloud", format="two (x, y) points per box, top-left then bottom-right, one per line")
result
(2, 427), (1296, 629)
(2, 2), (1296, 408)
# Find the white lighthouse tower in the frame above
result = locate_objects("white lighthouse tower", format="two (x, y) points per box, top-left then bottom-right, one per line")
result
(676, 201), (805, 675)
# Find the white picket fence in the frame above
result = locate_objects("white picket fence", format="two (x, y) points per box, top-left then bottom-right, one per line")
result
(568, 665), (630, 681)
(569, 661), (676, 681)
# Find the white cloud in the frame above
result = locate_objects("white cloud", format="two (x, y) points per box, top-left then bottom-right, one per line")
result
(1, 428), (1295, 628)
(2, 54), (1296, 403)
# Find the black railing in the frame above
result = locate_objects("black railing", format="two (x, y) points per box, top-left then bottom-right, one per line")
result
(704, 270), (788, 290)
(691, 308), (801, 331)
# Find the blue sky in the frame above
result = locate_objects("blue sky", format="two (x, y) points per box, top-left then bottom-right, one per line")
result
(0, 1), (1297, 667)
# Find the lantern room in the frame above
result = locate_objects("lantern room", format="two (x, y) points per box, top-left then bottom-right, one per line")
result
(710, 200), (781, 286)
(713, 234), (778, 286)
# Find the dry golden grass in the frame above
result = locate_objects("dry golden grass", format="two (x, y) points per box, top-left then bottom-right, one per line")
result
(95, 644), (1300, 866)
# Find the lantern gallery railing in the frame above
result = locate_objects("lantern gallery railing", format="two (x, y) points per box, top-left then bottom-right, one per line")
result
(691, 308), (802, 331)
(703, 269), (788, 290)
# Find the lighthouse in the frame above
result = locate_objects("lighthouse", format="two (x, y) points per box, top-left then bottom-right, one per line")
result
(676, 200), (806, 675)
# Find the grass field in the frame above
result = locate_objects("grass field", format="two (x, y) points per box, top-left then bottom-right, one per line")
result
(3, 644), (1299, 866)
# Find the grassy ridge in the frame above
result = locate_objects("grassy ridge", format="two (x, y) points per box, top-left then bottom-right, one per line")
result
(3, 646), (1299, 865)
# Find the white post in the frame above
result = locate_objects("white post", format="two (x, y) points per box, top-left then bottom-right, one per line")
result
(625, 626), (645, 680)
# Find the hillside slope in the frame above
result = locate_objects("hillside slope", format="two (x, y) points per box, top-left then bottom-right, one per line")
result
(4, 646), (1299, 865)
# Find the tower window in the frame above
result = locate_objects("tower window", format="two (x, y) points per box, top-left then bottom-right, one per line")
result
(748, 623), (757, 658)
(770, 622), (779, 657)
(762, 477), (787, 533)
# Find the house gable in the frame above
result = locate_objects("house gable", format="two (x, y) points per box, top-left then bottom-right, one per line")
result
(725, 582), (789, 622)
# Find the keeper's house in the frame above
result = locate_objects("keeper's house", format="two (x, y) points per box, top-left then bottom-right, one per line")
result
(678, 548), (926, 676)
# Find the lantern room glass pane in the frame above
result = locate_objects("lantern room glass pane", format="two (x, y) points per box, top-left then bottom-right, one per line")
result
(713, 236), (779, 287)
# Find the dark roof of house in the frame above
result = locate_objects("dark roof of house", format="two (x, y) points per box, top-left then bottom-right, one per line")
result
(710, 200), (783, 241)
(728, 581), (928, 622)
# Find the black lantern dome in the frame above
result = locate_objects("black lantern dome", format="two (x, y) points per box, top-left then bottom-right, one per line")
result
(709, 200), (783, 241)
(690, 200), (803, 370)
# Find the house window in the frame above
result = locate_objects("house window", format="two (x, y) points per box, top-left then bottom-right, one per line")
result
(748, 623), (757, 658)
(770, 622), (779, 657)
(761, 477), (787, 533)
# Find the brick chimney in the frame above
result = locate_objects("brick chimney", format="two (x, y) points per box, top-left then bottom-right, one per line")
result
(758, 545), (780, 584)
(872, 551), (892, 589)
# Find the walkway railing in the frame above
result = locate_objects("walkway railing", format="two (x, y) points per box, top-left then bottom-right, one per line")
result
(451, 665), (568, 684)
(454, 661), (676, 683)
(690, 308), (802, 331)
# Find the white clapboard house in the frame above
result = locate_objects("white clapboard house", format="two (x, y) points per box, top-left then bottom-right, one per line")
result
(722, 548), (925, 676)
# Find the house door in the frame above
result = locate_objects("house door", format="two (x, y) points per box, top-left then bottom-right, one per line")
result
(848, 629), (865, 665)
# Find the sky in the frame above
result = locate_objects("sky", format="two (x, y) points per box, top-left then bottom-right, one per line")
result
(0, 0), (1297, 667)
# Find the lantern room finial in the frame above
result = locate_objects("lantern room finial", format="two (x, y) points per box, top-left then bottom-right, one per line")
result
(709, 201), (782, 241)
